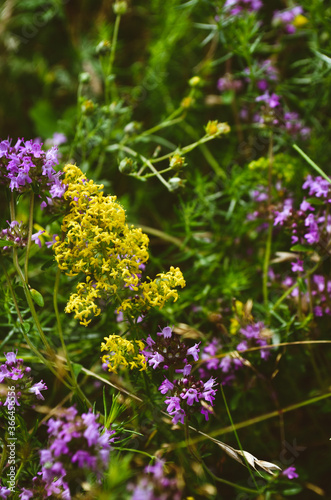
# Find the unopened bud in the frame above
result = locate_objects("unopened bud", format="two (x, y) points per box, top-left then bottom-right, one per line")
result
(113, 1), (128, 15)
(81, 100), (95, 114)
(96, 40), (111, 56)
(168, 177), (185, 191)
(189, 76), (201, 87)
(79, 72), (91, 84)
(119, 157), (136, 174)
(169, 154), (185, 170)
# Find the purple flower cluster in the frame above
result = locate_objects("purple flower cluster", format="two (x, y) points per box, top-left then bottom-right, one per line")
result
(24, 407), (116, 498)
(143, 326), (218, 423)
(282, 274), (331, 318)
(224, 0), (262, 16)
(253, 91), (309, 138)
(143, 326), (200, 370)
(0, 220), (28, 252)
(128, 458), (182, 500)
(160, 365), (217, 423)
(272, 6), (304, 34)
(273, 175), (331, 247)
(0, 351), (47, 407)
(0, 138), (65, 207)
(199, 321), (270, 385)
(245, 59), (279, 92)
(0, 483), (11, 499)
(217, 73), (243, 93)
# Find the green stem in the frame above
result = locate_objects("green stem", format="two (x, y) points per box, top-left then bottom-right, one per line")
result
(24, 192), (34, 283)
(272, 261), (320, 312)
(53, 267), (92, 407)
(293, 144), (331, 185)
(180, 122), (226, 178)
(263, 221), (273, 308)
(2, 263), (72, 388)
(106, 13), (121, 104)
(202, 462), (261, 494)
(263, 133), (273, 308)
(116, 145), (171, 189)
(220, 385), (259, 490)
(10, 193), (52, 353)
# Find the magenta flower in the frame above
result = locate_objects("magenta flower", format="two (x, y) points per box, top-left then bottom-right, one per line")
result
(187, 342), (201, 361)
(282, 466), (299, 479)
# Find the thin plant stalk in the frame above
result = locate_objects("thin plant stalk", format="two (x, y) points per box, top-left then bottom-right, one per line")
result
(24, 192), (34, 283)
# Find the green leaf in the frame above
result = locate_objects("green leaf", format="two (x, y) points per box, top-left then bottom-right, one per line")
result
(290, 244), (312, 252)
(72, 363), (83, 378)
(283, 486), (303, 495)
(30, 289), (44, 307)
(22, 322), (31, 334)
(0, 239), (15, 247)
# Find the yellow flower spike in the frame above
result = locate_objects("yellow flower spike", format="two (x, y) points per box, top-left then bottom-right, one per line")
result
(54, 164), (185, 325)
(101, 335), (147, 373)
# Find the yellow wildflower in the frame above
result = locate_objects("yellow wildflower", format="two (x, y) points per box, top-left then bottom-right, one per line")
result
(54, 165), (185, 325)
(101, 335), (147, 373)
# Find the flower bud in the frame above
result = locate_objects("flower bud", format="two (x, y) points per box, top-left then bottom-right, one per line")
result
(119, 157), (136, 174)
(189, 76), (201, 87)
(169, 154), (185, 170)
(113, 1), (128, 15)
(124, 121), (142, 136)
(168, 177), (185, 191)
(205, 120), (230, 136)
(96, 40), (111, 56)
(79, 72), (91, 84)
(81, 99), (95, 114)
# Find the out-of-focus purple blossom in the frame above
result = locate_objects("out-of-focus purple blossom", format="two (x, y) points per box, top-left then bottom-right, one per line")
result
(291, 259), (304, 273)
(274, 198), (293, 226)
(224, 0), (262, 15)
(45, 132), (67, 148)
(304, 213), (319, 244)
(283, 111), (310, 139)
(283, 273), (331, 318)
(0, 484), (11, 499)
(272, 7), (304, 33)
(0, 220), (28, 253)
(251, 186), (268, 203)
(302, 175), (330, 199)
(217, 73), (243, 93)
(128, 458), (182, 500)
(39, 407), (115, 497)
(256, 92), (281, 109)
(245, 60), (279, 91)
(31, 230), (45, 248)
(0, 352), (47, 407)
(282, 466), (299, 479)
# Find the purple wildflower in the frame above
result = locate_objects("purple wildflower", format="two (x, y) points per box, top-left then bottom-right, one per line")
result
(0, 137), (65, 207)
(40, 407), (115, 496)
(282, 466), (299, 479)
(31, 230), (45, 248)
(272, 7), (304, 33)
(0, 352), (47, 407)
(187, 342), (201, 361)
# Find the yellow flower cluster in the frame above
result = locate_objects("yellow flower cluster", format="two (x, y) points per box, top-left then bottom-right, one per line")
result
(120, 266), (186, 312)
(54, 165), (185, 325)
(101, 335), (146, 373)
